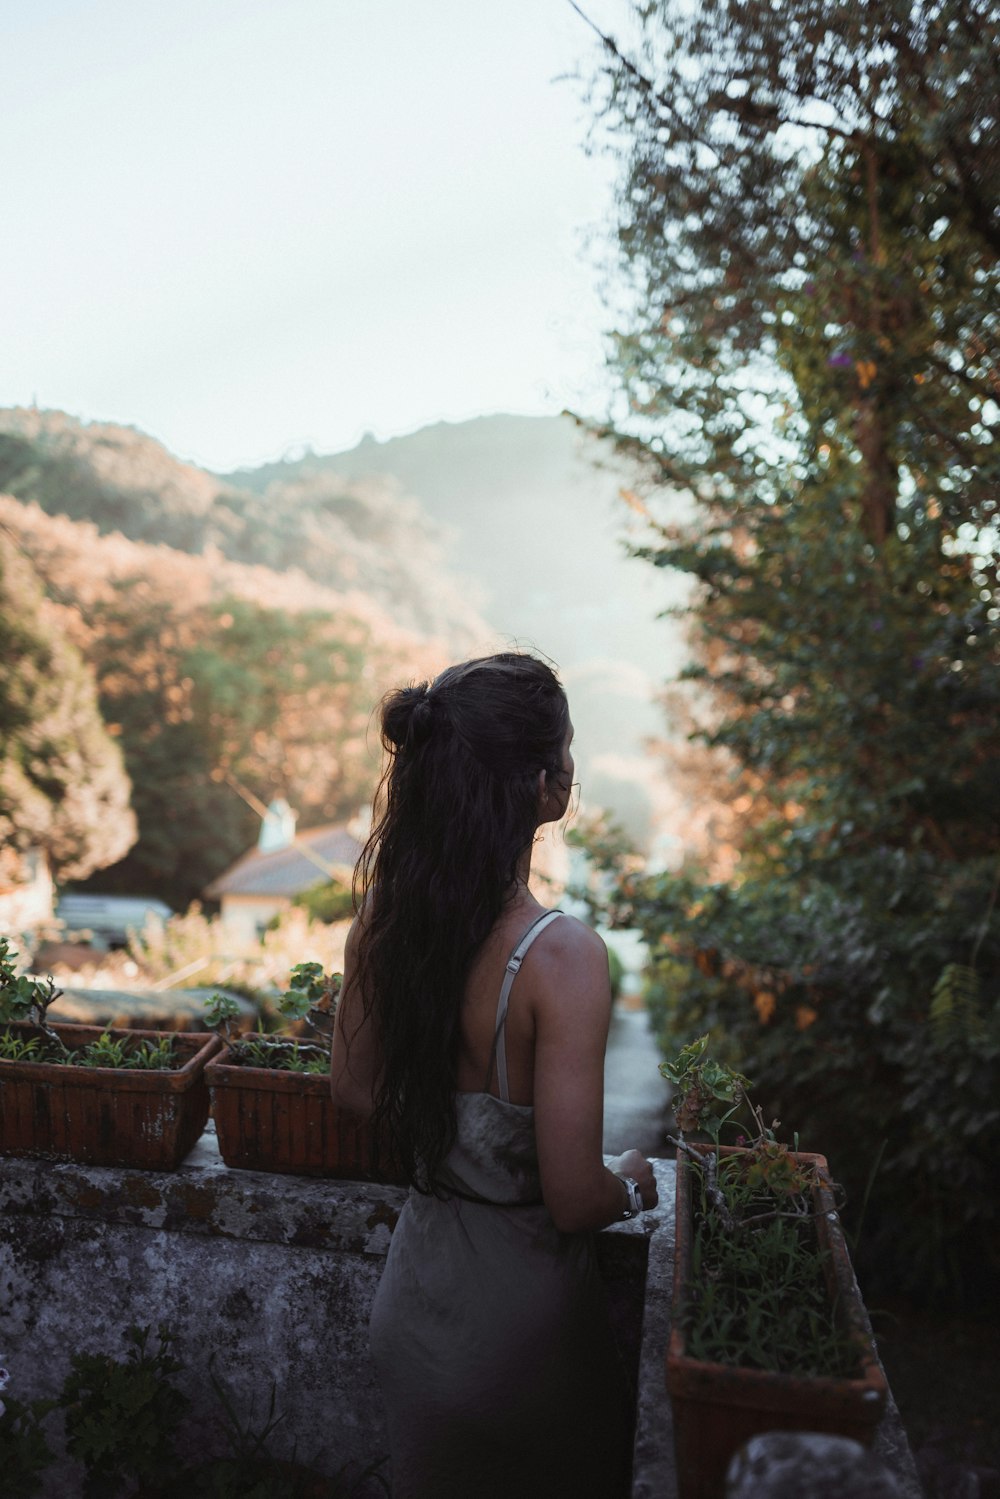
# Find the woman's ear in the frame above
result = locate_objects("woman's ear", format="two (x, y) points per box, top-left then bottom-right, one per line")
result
(538, 767), (559, 824)
(537, 769), (566, 826)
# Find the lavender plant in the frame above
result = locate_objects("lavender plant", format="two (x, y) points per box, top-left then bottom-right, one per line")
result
(662, 1036), (856, 1377)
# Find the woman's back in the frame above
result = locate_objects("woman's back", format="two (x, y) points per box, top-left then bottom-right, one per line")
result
(370, 904), (632, 1499)
(455, 894), (595, 1104)
(328, 651), (656, 1498)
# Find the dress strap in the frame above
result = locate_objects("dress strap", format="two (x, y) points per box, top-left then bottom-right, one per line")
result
(484, 909), (563, 1102)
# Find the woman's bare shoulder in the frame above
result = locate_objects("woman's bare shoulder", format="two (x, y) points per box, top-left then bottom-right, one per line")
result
(529, 911), (610, 986)
(547, 910), (606, 950)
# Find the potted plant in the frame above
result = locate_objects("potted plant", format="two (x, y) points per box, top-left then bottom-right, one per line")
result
(204, 965), (401, 1181)
(0, 937), (221, 1171)
(661, 1036), (887, 1499)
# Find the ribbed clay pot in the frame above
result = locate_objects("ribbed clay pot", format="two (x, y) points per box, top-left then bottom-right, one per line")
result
(0, 1021), (221, 1170)
(207, 1040), (402, 1181)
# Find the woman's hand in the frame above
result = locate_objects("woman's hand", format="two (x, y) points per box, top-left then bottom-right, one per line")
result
(610, 1149), (659, 1214)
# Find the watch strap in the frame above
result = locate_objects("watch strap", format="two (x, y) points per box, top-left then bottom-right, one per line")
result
(616, 1173), (643, 1219)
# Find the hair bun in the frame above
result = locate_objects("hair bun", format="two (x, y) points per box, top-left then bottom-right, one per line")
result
(383, 682), (435, 751)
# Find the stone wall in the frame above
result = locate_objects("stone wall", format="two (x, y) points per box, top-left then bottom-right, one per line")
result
(0, 1131), (921, 1498)
(0, 1132), (675, 1497)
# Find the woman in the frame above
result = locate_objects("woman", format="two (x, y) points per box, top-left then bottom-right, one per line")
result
(330, 652), (658, 1499)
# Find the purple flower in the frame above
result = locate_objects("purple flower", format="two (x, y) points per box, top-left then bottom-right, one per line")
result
(827, 352), (853, 368)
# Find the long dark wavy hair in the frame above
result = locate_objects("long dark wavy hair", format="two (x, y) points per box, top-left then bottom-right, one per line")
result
(351, 651), (570, 1187)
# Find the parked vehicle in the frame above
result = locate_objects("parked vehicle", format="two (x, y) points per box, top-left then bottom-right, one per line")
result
(56, 894), (173, 949)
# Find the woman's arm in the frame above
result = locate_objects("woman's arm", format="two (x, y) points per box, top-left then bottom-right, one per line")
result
(329, 915), (381, 1118)
(531, 918), (657, 1233)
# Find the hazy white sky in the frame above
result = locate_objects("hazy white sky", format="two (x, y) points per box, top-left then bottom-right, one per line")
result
(3, 0), (633, 472)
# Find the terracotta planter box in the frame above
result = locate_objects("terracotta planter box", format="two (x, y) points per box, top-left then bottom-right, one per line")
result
(0, 1021), (222, 1171)
(207, 1041), (403, 1181)
(668, 1146), (887, 1499)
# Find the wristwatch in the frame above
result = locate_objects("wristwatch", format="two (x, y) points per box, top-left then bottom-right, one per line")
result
(616, 1174), (643, 1220)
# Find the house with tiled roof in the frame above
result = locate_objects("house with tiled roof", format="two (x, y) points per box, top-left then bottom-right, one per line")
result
(205, 800), (363, 947)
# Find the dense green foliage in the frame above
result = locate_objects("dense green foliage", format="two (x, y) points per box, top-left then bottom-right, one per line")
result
(87, 588), (375, 906)
(60, 1326), (189, 1499)
(0, 1388), (55, 1499)
(685, 1162), (857, 1378)
(664, 1037), (859, 1376)
(588, 0), (1000, 1299)
(292, 878), (355, 925)
(0, 538), (135, 882)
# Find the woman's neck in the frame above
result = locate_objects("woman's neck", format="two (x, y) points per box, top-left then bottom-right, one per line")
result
(507, 846), (549, 916)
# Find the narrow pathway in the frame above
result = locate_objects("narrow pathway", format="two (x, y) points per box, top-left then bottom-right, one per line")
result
(603, 1003), (672, 1158)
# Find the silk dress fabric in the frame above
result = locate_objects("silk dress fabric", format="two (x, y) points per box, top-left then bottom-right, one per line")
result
(369, 913), (631, 1499)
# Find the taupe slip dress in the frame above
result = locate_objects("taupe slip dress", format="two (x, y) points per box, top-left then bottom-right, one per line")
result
(369, 911), (630, 1499)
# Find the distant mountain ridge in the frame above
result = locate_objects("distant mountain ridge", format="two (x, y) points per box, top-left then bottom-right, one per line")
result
(0, 407), (484, 648)
(222, 413), (682, 680)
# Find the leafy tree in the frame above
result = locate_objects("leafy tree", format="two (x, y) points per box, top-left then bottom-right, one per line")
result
(585, 0), (1000, 1298)
(0, 536), (135, 881)
(0, 495), (445, 912)
(84, 586), (378, 907)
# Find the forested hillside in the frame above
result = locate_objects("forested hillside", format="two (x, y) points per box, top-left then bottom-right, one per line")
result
(0, 414), (486, 906)
(0, 408), (485, 646)
(2, 407), (695, 857)
(225, 414), (692, 845)
(6, 404), (657, 910)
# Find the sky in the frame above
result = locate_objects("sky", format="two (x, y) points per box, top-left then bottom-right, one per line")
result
(3, 0), (636, 473)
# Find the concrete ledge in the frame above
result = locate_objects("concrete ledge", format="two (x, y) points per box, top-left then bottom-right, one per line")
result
(0, 1137), (918, 1497)
(0, 1135), (675, 1496)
